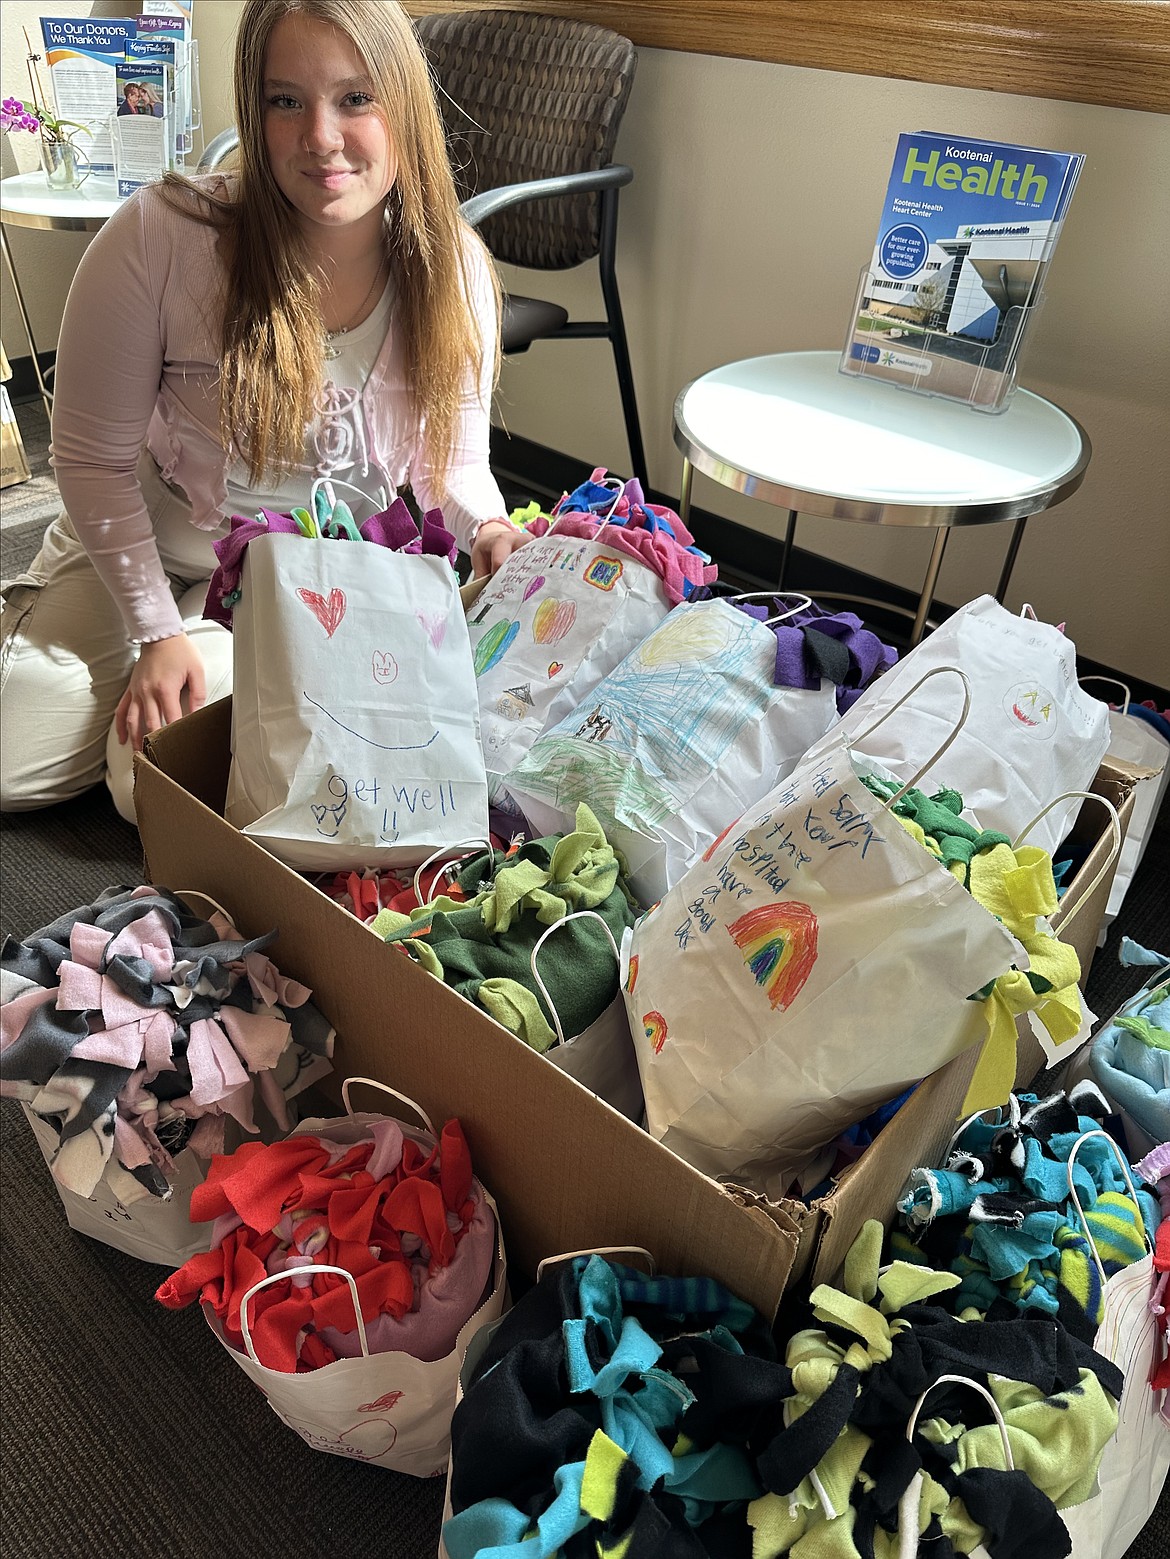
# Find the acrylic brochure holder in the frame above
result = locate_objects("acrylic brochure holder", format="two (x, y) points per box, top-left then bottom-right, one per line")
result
(839, 262), (1044, 414)
(177, 38), (201, 159)
(838, 130), (1083, 415)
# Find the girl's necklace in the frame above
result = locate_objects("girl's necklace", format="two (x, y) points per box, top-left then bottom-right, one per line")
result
(323, 260), (387, 361)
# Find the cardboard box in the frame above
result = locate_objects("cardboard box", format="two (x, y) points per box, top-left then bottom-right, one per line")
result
(135, 711), (1136, 1311)
(793, 756), (1140, 1288)
(136, 699), (803, 1319)
(0, 384), (32, 490)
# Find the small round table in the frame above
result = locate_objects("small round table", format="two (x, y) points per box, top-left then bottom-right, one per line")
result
(0, 173), (123, 417)
(673, 350), (1090, 644)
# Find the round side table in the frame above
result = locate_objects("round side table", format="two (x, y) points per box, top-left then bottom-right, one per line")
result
(673, 350), (1090, 644)
(1, 173), (123, 417)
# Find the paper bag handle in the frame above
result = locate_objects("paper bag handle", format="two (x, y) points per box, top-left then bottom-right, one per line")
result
(536, 1246), (656, 1282)
(340, 1076), (436, 1136)
(1065, 1129), (1150, 1284)
(850, 667), (972, 809)
(1079, 675), (1132, 714)
(411, 839), (493, 908)
(896, 1375), (1013, 1558)
(550, 472), (627, 531)
(309, 474), (392, 537)
(175, 889), (232, 920)
(530, 911), (621, 1048)
(905, 1374), (1014, 1468)
(1011, 791), (1122, 935)
(239, 1264), (369, 1363)
(597, 477), (628, 524)
(724, 590), (814, 626)
(944, 1098), (1017, 1161)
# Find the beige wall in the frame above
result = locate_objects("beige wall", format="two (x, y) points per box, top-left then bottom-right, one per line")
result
(0, 0), (239, 347)
(493, 50), (1170, 686)
(3, 7), (1167, 683)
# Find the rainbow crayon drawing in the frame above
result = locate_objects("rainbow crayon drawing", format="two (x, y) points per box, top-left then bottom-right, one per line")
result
(642, 1010), (668, 1054)
(726, 901), (818, 1011)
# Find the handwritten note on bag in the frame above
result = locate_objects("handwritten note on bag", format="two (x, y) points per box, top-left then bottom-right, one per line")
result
(623, 743), (1020, 1194)
(227, 536), (489, 870)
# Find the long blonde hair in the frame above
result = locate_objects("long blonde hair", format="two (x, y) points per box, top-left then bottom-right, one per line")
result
(163, 0), (499, 487)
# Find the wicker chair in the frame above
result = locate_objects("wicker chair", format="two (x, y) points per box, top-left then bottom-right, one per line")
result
(197, 10), (645, 484)
(414, 9), (645, 485)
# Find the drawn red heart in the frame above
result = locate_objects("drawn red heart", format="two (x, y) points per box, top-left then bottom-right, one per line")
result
(357, 1390), (405, 1414)
(547, 661), (564, 678)
(297, 587), (346, 638)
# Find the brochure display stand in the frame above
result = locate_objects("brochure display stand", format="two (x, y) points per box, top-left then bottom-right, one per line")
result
(841, 132), (1084, 413)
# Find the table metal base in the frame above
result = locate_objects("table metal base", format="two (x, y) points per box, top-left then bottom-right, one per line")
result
(0, 224), (53, 420)
(680, 455), (1024, 647)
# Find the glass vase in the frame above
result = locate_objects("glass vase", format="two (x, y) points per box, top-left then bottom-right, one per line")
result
(39, 138), (90, 191)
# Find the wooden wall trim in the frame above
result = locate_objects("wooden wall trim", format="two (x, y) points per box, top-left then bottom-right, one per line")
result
(405, 1), (1170, 115)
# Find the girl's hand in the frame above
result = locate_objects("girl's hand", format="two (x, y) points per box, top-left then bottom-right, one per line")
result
(471, 520), (529, 578)
(114, 632), (207, 753)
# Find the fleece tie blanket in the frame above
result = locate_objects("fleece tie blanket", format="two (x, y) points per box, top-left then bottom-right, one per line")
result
(156, 1116), (494, 1372)
(1, 886), (334, 1203)
(892, 1083), (1159, 1343)
(372, 804), (638, 1053)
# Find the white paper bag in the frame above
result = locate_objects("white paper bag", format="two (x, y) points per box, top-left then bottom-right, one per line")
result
(806, 596), (1109, 855)
(504, 598), (839, 905)
(1061, 1131), (1169, 1559)
(205, 1237), (504, 1477)
(1080, 686), (1170, 943)
(226, 533), (489, 870)
(466, 530), (671, 794)
(22, 1103), (212, 1268)
(532, 911), (644, 1122)
(202, 1084), (507, 1477)
(623, 721), (1019, 1197)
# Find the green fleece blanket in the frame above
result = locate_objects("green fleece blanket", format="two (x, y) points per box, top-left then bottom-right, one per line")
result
(373, 805), (638, 1052)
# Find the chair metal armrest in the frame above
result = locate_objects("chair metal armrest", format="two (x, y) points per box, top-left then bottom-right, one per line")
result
(460, 164), (633, 228)
(197, 127), (240, 172)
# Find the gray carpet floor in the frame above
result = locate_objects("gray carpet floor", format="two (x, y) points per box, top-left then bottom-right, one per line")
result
(2, 399), (1166, 1555)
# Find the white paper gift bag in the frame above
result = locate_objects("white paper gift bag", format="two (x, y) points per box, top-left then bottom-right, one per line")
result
(22, 1103), (213, 1268)
(202, 1082), (508, 1478)
(466, 529), (672, 793)
(623, 677), (1020, 1197)
(504, 597), (839, 905)
(805, 596), (1109, 855)
(1059, 1131), (1168, 1559)
(532, 911), (644, 1122)
(1081, 680), (1170, 944)
(226, 532), (489, 871)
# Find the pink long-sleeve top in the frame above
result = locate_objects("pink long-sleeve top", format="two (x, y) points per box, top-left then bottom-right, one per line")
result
(50, 177), (506, 644)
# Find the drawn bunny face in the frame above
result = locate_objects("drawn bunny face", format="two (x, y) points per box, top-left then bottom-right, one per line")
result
(372, 650), (398, 685)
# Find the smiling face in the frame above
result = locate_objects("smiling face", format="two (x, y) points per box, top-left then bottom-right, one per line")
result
(262, 12), (398, 244)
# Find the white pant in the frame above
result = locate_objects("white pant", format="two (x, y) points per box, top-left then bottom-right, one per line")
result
(0, 456), (233, 823)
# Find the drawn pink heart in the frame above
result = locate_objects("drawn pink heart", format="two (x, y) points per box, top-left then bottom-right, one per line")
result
(416, 611), (447, 650)
(296, 587), (346, 638)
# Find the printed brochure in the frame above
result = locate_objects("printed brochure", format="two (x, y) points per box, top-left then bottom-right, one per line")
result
(841, 131), (1084, 410)
(39, 16), (136, 172)
(112, 38), (173, 196)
